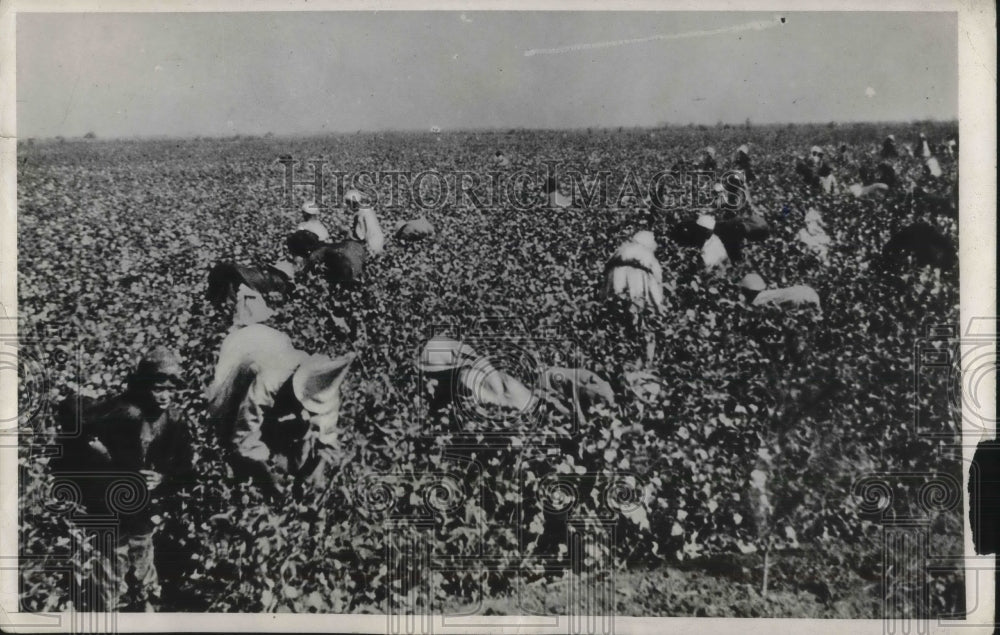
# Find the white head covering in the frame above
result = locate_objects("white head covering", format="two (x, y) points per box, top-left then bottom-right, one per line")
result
(632, 230), (656, 252)
(268, 260), (296, 280)
(344, 189), (364, 207)
(737, 144), (750, 155)
(233, 284), (275, 327)
(804, 208), (824, 227)
(740, 273), (767, 291)
(696, 215), (716, 231)
(302, 201), (321, 216)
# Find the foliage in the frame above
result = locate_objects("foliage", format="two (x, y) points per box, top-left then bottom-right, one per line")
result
(17, 123), (962, 616)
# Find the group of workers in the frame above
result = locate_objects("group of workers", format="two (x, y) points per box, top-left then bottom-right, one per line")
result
(48, 129), (954, 612)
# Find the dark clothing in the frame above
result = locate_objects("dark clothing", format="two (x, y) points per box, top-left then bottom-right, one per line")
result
(307, 239), (367, 287)
(207, 262), (292, 305)
(881, 223), (957, 271)
(881, 138), (898, 159)
(668, 216), (761, 262)
(55, 392), (194, 536)
(286, 229), (324, 259)
(795, 159), (820, 189)
(733, 154), (756, 183)
(859, 162), (876, 186)
(876, 162), (898, 189)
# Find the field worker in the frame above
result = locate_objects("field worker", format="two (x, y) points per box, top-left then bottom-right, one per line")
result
(418, 336), (535, 414)
(538, 366), (616, 423)
(396, 217), (435, 242)
(924, 156), (943, 178)
(603, 230), (666, 312)
(206, 323), (355, 497)
(732, 144), (756, 182)
(739, 273), (822, 311)
(346, 189), (385, 256)
(544, 175), (573, 208)
(698, 146), (718, 173)
(493, 150), (511, 168)
(54, 347), (193, 612)
(207, 261), (295, 326)
(797, 208), (832, 262)
(915, 132), (932, 158)
(696, 215), (729, 269)
(296, 201), (331, 242)
(881, 134), (898, 159)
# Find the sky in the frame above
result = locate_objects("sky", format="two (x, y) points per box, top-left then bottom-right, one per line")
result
(16, 11), (957, 138)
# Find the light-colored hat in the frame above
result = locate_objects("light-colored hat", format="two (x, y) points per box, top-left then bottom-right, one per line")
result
(418, 336), (479, 373)
(887, 134), (896, 141)
(632, 230), (657, 251)
(740, 273), (767, 291)
(712, 183), (725, 193)
(233, 283), (275, 327)
(810, 145), (823, 155)
(704, 146), (717, 158)
(302, 201), (321, 216)
(737, 144), (750, 155)
(292, 352), (356, 415)
(696, 214), (716, 231)
(344, 189), (364, 205)
(804, 208), (824, 226)
(268, 260), (296, 280)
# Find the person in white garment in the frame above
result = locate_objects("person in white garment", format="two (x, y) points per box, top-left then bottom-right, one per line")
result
(418, 335), (535, 414)
(603, 230), (666, 313)
(696, 215), (730, 270)
(206, 322), (355, 497)
(796, 208), (832, 263)
(296, 201), (331, 243)
(345, 189), (385, 256)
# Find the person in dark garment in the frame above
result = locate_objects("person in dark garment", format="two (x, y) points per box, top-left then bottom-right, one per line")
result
(53, 347), (193, 612)
(881, 134), (899, 159)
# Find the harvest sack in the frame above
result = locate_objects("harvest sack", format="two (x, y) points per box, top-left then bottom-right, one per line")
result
(397, 217), (435, 241)
(752, 285), (822, 311)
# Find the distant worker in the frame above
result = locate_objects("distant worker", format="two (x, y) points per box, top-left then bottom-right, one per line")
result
(603, 230), (666, 312)
(345, 190), (385, 256)
(296, 201), (331, 243)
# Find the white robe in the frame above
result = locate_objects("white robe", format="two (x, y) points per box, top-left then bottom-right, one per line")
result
(701, 235), (729, 269)
(604, 241), (665, 311)
(207, 324), (310, 461)
(354, 207), (385, 255)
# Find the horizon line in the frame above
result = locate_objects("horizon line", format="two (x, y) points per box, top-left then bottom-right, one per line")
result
(19, 117), (958, 143)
